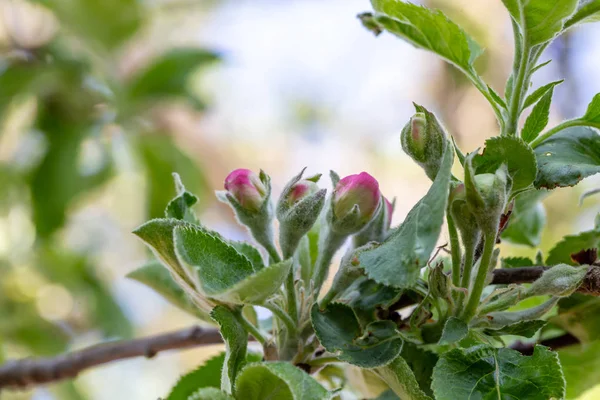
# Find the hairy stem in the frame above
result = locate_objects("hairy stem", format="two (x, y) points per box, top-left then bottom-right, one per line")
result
(505, 45), (530, 136)
(312, 226), (347, 296)
(236, 312), (267, 346)
(530, 118), (600, 148)
(264, 302), (296, 334)
(447, 214), (462, 287)
(462, 232), (496, 321)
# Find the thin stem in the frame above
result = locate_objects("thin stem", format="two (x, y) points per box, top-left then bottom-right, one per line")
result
(447, 214), (462, 287)
(308, 356), (340, 368)
(264, 302), (296, 334)
(236, 312), (267, 346)
(263, 242), (282, 264)
(312, 226), (347, 295)
(455, 236), (476, 315)
(467, 70), (505, 131)
(461, 232), (496, 322)
(530, 119), (600, 148)
(505, 45), (530, 136)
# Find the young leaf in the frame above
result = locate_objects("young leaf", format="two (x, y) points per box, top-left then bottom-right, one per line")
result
(211, 306), (248, 394)
(488, 85), (507, 109)
(188, 388), (235, 400)
(474, 136), (537, 193)
(311, 303), (403, 368)
(432, 345), (565, 400)
(522, 80), (563, 110)
(127, 261), (211, 321)
(565, 0), (600, 28)
(438, 317), (468, 345)
(400, 343), (438, 397)
(502, 0), (578, 45)
(369, 1), (482, 72)
(546, 228), (600, 265)
(582, 92), (600, 123)
(522, 88), (554, 143)
(234, 362), (330, 400)
(358, 142), (453, 288)
(166, 353), (224, 400)
(483, 319), (547, 338)
(372, 356), (432, 400)
(165, 173), (199, 224)
(534, 126), (600, 189)
(501, 189), (547, 247)
(174, 224), (292, 304)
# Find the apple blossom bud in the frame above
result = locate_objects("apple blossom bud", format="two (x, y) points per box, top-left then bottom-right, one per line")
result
(401, 105), (447, 180)
(332, 172), (381, 232)
(277, 169), (326, 258)
(224, 168), (267, 212)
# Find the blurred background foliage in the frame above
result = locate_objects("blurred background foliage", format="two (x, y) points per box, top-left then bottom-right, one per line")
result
(0, 0), (599, 399)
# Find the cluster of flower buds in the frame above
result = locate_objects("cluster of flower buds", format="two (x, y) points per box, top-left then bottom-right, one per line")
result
(219, 167), (393, 293)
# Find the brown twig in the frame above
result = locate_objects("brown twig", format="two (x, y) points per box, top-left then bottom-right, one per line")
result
(510, 333), (579, 356)
(2, 266), (599, 390)
(0, 326), (223, 390)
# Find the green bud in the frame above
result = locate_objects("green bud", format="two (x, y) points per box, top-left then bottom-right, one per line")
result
(464, 153), (508, 234)
(277, 168), (327, 258)
(401, 105), (447, 180)
(449, 182), (480, 246)
(429, 262), (451, 300)
(526, 264), (588, 298)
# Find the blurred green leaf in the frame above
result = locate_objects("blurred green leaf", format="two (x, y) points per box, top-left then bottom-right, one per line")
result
(126, 49), (219, 110)
(552, 294), (600, 343)
(136, 134), (208, 220)
(565, 0), (600, 28)
(546, 228), (600, 265)
(501, 189), (547, 247)
(40, 0), (142, 50)
(558, 339), (600, 399)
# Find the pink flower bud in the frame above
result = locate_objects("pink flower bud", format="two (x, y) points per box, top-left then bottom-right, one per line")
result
(224, 168), (267, 212)
(333, 172), (381, 224)
(285, 179), (320, 206)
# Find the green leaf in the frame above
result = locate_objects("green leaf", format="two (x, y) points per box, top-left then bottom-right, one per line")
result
(484, 319), (547, 338)
(502, 0), (578, 45)
(534, 126), (600, 189)
(501, 256), (535, 268)
(558, 338), (600, 399)
(332, 275), (402, 322)
(438, 317), (469, 345)
(127, 49), (219, 110)
(474, 136), (537, 193)
(501, 189), (547, 247)
(372, 356), (432, 400)
(166, 353), (224, 400)
(165, 173), (199, 224)
(551, 294), (600, 343)
(522, 80), (563, 110)
(370, 1), (482, 72)
(210, 306), (248, 394)
(400, 342), (438, 397)
(311, 303), (403, 368)
(188, 388), (235, 400)
(234, 362), (330, 400)
(432, 345), (565, 400)
(42, 0), (142, 50)
(127, 261), (210, 320)
(565, 0), (600, 28)
(358, 142), (453, 288)
(546, 228), (600, 265)
(522, 87), (554, 143)
(582, 92), (600, 123)
(488, 85), (507, 109)
(174, 224), (291, 304)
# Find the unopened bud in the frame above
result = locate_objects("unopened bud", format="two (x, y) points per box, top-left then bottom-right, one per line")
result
(224, 168), (267, 212)
(526, 264), (587, 298)
(330, 172), (381, 234)
(401, 105), (447, 180)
